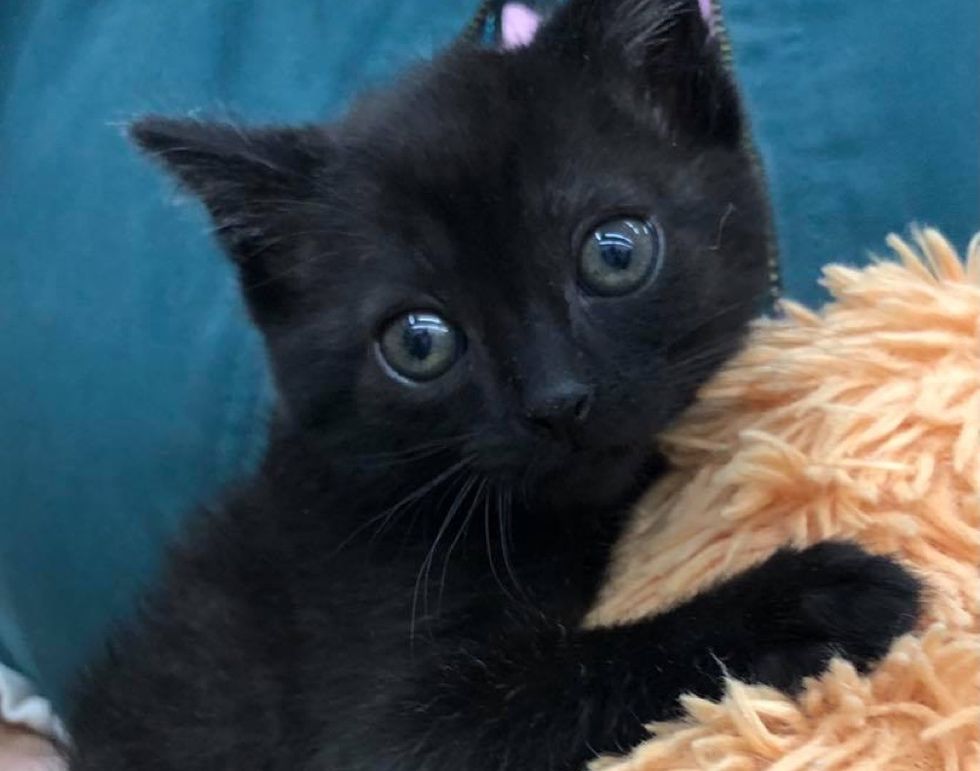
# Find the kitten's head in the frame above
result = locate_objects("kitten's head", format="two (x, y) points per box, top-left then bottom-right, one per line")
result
(132, 0), (771, 510)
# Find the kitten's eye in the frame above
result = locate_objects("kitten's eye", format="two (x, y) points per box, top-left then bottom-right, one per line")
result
(378, 311), (463, 382)
(579, 217), (663, 296)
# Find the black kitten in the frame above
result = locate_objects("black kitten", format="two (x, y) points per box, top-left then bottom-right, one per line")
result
(68, 1), (920, 769)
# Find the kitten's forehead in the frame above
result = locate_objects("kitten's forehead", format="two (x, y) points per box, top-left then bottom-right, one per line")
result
(341, 50), (653, 255)
(343, 49), (590, 193)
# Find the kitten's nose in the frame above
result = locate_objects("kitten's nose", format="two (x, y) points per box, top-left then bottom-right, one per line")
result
(524, 381), (595, 438)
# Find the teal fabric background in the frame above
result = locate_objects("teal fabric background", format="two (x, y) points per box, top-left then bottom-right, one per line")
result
(725, 0), (979, 302)
(1, 0), (977, 713)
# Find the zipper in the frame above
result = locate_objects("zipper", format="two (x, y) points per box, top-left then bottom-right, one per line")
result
(460, 0), (783, 307)
(462, 0), (499, 44)
(710, 0), (783, 308)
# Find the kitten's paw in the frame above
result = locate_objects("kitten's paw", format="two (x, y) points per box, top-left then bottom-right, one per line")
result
(741, 541), (922, 691)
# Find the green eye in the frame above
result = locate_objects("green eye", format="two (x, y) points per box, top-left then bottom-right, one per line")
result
(378, 311), (463, 382)
(579, 217), (663, 296)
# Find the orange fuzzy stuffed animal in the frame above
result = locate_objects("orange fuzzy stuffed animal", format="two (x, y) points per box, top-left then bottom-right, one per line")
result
(588, 229), (980, 771)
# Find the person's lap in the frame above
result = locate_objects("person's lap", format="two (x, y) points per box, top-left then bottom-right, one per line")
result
(0, 723), (61, 771)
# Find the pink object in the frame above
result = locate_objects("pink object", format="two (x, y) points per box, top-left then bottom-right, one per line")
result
(501, 2), (542, 50)
(698, 0), (714, 32)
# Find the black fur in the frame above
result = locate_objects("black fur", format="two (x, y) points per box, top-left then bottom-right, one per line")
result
(67, 2), (921, 769)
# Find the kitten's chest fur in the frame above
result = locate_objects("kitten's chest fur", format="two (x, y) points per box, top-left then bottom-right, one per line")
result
(256, 447), (637, 641)
(216, 445), (637, 764)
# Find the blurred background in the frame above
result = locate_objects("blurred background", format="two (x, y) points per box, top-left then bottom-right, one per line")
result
(1, 0), (977, 717)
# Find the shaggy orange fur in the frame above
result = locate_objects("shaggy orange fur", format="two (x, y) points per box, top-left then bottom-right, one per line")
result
(588, 229), (980, 771)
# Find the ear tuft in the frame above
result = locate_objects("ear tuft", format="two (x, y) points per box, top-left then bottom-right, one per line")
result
(129, 117), (327, 202)
(129, 117), (331, 263)
(608, 0), (704, 68)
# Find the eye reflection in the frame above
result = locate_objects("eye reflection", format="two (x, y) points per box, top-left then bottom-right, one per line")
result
(579, 217), (663, 296)
(378, 311), (463, 382)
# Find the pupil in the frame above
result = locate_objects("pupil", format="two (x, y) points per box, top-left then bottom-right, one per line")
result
(403, 325), (433, 361)
(599, 234), (633, 270)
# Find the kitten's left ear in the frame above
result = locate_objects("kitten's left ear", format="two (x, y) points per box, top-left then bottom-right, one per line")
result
(538, 0), (741, 144)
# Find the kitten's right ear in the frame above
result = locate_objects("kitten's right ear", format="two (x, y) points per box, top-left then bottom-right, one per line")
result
(131, 117), (334, 320)
(130, 117), (332, 260)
